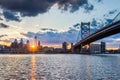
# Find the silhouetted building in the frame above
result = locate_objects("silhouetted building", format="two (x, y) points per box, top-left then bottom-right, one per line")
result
(34, 36), (37, 47)
(38, 41), (40, 46)
(62, 42), (67, 52)
(118, 45), (120, 53)
(90, 43), (101, 54)
(43, 46), (54, 53)
(38, 41), (42, 51)
(101, 42), (106, 53)
(11, 39), (18, 48)
(25, 40), (30, 53)
(90, 42), (106, 54)
(54, 48), (63, 53)
(71, 43), (73, 53)
(19, 38), (24, 48)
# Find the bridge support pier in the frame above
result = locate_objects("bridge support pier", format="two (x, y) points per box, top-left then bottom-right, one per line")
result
(73, 45), (82, 54)
(73, 44), (91, 54)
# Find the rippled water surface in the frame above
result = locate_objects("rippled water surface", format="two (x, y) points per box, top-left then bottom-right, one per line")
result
(0, 54), (120, 80)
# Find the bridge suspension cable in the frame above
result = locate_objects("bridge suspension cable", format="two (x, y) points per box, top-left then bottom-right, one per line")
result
(76, 14), (89, 42)
(112, 12), (120, 23)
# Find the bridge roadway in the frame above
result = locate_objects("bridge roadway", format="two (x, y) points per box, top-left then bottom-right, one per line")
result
(74, 20), (120, 49)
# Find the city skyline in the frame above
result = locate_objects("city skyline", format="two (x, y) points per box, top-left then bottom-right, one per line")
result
(0, 0), (120, 49)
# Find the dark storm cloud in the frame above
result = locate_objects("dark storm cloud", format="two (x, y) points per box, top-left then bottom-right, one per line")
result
(3, 10), (21, 22)
(0, 23), (9, 28)
(0, 0), (94, 17)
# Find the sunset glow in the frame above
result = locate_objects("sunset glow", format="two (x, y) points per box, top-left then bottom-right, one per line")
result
(106, 48), (119, 50)
(0, 0), (119, 50)
(67, 44), (71, 50)
(30, 44), (37, 52)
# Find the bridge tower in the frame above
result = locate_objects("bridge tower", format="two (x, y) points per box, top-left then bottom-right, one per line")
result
(80, 22), (90, 53)
(81, 22), (90, 39)
(73, 22), (90, 54)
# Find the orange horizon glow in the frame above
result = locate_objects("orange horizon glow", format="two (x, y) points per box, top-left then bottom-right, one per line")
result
(0, 41), (119, 51)
(30, 44), (37, 52)
(0, 42), (11, 47)
(106, 47), (119, 50)
(67, 44), (71, 50)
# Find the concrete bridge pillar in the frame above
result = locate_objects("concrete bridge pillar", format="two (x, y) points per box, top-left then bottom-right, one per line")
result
(73, 46), (81, 54)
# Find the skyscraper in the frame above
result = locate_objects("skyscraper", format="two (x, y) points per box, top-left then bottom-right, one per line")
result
(11, 39), (18, 48)
(19, 38), (24, 48)
(34, 36), (38, 47)
(71, 43), (73, 53)
(118, 45), (120, 53)
(101, 42), (106, 53)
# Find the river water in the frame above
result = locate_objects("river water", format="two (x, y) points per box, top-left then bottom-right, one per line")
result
(0, 54), (120, 80)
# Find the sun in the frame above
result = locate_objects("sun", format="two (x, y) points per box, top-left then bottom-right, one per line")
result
(31, 45), (35, 49)
(30, 44), (37, 52)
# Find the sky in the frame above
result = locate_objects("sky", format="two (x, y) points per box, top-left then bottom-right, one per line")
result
(0, 0), (120, 49)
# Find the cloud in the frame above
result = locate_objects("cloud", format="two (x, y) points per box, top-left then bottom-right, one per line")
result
(97, 0), (102, 2)
(3, 10), (21, 22)
(73, 23), (80, 29)
(83, 4), (94, 13)
(0, 39), (11, 43)
(90, 18), (114, 34)
(20, 32), (27, 36)
(99, 33), (120, 48)
(40, 28), (57, 32)
(109, 10), (117, 14)
(0, 17), (3, 20)
(40, 28), (49, 31)
(0, 34), (7, 38)
(0, 23), (9, 28)
(23, 28), (79, 44)
(91, 18), (98, 27)
(104, 9), (118, 17)
(0, 0), (95, 17)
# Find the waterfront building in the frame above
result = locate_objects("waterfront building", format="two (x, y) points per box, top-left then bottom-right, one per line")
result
(90, 42), (106, 54)
(101, 42), (106, 53)
(62, 42), (67, 52)
(71, 43), (73, 53)
(90, 44), (101, 54)
(118, 45), (120, 53)
(19, 38), (24, 50)
(11, 39), (19, 48)
(43, 46), (54, 53)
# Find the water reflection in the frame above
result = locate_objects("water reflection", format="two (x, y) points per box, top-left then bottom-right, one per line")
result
(85, 57), (91, 80)
(31, 55), (36, 80)
(0, 54), (120, 80)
